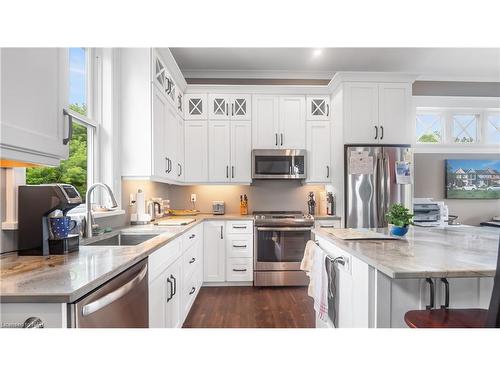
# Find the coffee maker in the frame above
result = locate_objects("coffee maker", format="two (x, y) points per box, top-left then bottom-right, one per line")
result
(18, 184), (82, 256)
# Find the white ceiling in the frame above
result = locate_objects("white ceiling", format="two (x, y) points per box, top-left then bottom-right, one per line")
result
(169, 48), (500, 82)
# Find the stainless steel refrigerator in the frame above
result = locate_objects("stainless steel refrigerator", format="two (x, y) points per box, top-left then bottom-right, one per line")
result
(344, 145), (413, 228)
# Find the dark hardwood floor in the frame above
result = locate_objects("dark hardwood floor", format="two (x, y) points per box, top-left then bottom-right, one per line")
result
(183, 286), (315, 328)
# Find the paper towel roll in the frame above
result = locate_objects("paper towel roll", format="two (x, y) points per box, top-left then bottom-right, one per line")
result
(135, 189), (146, 216)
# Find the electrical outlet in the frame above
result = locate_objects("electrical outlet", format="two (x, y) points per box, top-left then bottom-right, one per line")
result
(191, 194), (197, 203)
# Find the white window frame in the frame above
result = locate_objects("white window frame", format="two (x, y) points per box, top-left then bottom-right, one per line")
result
(415, 111), (445, 144)
(414, 96), (500, 153)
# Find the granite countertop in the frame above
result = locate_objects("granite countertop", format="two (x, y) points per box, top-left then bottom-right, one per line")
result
(0, 214), (252, 304)
(313, 226), (499, 279)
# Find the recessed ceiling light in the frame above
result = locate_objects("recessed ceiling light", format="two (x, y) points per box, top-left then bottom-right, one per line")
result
(313, 49), (323, 57)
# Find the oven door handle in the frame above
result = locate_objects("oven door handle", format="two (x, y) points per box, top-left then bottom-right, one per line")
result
(256, 227), (312, 231)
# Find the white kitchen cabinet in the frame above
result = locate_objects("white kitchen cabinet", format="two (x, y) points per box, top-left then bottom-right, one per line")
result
(203, 221), (226, 282)
(252, 95), (305, 149)
(121, 48), (185, 184)
(230, 94), (251, 120)
(306, 121), (331, 183)
(184, 93), (208, 120)
(1, 48), (69, 166)
(343, 81), (411, 144)
(252, 95), (280, 149)
(226, 234), (253, 258)
(184, 120), (209, 183)
(279, 96), (306, 149)
(208, 94), (231, 120)
(226, 258), (253, 282)
(343, 82), (379, 144)
(208, 120), (251, 183)
(149, 256), (182, 328)
(208, 121), (231, 182)
(230, 121), (252, 183)
(306, 96), (330, 121)
(377, 83), (411, 144)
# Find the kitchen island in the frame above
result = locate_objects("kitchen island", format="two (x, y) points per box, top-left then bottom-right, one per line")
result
(313, 226), (499, 328)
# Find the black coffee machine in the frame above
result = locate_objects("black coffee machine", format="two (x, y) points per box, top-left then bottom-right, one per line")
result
(18, 184), (82, 256)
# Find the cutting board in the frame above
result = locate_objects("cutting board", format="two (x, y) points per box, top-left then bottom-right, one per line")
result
(168, 209), (199, 216)
(323, 228), (401, 240)
(156, 218), (196, 226)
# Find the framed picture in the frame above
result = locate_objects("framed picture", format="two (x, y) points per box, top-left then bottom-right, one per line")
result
(445, 159), (500, 199)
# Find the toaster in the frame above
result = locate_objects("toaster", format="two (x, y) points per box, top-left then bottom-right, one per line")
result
(212, 201), (225, 215)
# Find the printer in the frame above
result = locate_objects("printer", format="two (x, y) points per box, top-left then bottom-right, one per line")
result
(413, 198), (447, 227)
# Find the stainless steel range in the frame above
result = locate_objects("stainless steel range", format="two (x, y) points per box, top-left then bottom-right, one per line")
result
(253, 211), (314, 286)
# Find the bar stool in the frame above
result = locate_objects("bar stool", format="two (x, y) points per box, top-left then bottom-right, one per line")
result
(404, 236), (500, 328)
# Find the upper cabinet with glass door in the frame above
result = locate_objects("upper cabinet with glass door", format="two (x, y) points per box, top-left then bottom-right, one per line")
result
(306, 96), (330, 121)
(208, 94), (251, 120)
(152, 50), (178, 107)
(184, 94), (208, 120)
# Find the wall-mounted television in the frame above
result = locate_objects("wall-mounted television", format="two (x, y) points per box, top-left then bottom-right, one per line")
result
(445, 159), (500, 199)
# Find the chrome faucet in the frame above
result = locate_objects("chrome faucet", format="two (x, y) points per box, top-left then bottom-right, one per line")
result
(85, 183), (118, 238)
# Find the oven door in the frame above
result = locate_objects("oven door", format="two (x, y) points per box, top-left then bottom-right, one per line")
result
(254, 226), (312, 271)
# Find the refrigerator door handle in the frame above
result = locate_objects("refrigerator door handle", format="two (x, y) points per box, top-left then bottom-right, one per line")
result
(374, 154), (383, 227)
(383, 154), (391, 218)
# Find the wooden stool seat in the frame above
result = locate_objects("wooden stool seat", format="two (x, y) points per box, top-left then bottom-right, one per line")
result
(404, 308), (488, 328)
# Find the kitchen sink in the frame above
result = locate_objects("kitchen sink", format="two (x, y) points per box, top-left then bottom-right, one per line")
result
(86, 233), (159, 246)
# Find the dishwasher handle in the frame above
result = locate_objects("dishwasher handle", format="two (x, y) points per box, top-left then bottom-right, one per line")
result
(81, 263), (148, 316)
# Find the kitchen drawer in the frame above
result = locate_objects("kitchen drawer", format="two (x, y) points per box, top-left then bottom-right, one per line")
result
(226, 234), (253, 258)
(182, 239), (202, 283)
(181, 265), (202, 320)
(226, 258), (253, 282)
(226, 220), (253, 234)
(182, 224), (203, 252)
(315, 219), (341, 229)
(148, 239), (182, 282)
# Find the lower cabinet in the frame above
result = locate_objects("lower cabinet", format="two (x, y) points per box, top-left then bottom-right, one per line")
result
(204, 220), (254, 284)
(148, 225), (203, 328)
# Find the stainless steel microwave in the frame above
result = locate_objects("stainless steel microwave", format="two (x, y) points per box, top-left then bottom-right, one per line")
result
(252, 149), (306, 180)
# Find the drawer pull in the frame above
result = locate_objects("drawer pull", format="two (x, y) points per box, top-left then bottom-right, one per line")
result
(233, 245), (247, 248)
(188, 234), (196, 239)
(320, 225), (335, 228)
(189, 287), (196, 295)
(232, 225), (247, 229)
(232, 268), (247, 272)
(189, 257), (196, 264)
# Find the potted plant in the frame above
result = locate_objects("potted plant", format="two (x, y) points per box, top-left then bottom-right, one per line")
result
(385, 204), (413, 236)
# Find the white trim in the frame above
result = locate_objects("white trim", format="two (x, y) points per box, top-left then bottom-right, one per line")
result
(1, 168), (25, 231)
(182, 69), (334, 80)
(185, 85), (330, 95)
(68, 208), (125, 219)
(328, 72), (418, 92)
(414, 144), (500, 154)
(414, 96), (500, 109)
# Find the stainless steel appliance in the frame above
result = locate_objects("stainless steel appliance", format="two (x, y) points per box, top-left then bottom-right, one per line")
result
(18, 184), (82, 256)
(212, 201), (225, 215)
(345, 145), (412, 228)
(69, 259), (148, 328)
(252, 149), (306, 180)
(413, 203), (441, 224)
(253, 211), (314, 286)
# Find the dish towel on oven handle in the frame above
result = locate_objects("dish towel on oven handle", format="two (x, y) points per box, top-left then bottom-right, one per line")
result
(301, 240), (328, 321)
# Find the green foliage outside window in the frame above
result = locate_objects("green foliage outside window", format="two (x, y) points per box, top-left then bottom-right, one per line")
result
(417, 131), (440, 143)
(26, 103), (89, 200)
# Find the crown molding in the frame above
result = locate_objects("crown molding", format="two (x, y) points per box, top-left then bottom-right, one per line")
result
(182, 69), (335, 80)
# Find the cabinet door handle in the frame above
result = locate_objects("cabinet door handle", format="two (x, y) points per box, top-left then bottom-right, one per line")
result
(179, 163), (182, 176)
(220, 226), (223, 239)
(232, 225), (247, 229)
(374, 126), (378, 140)
(275, 133), (278, 146)
(326, 165), (330, 178)
(226, 102), (229, 116)
(440, 278), (450, 309)
(232, 103), (234, 116)
(280, 133), (283, 146)
(233, 244), (247, 248)
(326, 103), (330, 117)
(189, 234), (196, 239)
(165, 157), (169, 173)
(226, 165), (229, 179)
(171, 274), (176, 297)
(62, 109), (74, 145)
(425, 278), (435, 310)
(166, 277), (173, 302)
(189, 257), (196, 264)
(178, 163), (181, 177)
(232, 166), (235, 179)
(189, 286), (196, 295)
(232, 268), (247, 272)
(380, 125), (384, 140)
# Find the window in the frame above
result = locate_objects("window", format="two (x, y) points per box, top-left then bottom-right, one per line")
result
(452, 114), (478, 143)
(26, 48), (95, 201)
(416, 113), (443, 143)
(486, 113), (500, 145)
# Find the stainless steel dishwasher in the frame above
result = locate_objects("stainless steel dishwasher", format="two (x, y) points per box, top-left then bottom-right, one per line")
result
(69, 259), (149, 328)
